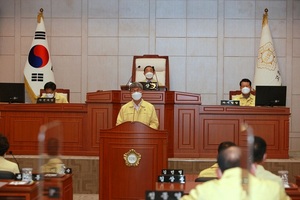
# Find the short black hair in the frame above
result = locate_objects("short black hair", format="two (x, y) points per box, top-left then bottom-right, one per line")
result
(218, 141), (236, 154)
(253, 136), (267, 163)
(239, 78), (252, 87)
(217, 146), (241, 173)
(44, 81), (56, 91)
(0, 134), (9, 156)
(143, 66), (155, 72)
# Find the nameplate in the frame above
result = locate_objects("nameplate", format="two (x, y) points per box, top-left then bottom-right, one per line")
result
(158, 175), (185, 183)
(161, 169), (184, 175)
(36, 97), (55, 104)
(221, 100), (240, 106)
(32, 173), (44, 181)
(65, 168), (72, 174)
(145, 191), (184, 200)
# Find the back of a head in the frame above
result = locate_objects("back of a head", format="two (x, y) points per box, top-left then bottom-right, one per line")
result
(129, 82), (143, 90)
(217, 146), (241, 173)
(217, 141), (236, 154)
(0, 134), (9, 156)
(253, 136), (267, 163)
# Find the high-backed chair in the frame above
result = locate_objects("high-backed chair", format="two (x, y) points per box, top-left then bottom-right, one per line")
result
(229, 90), (256, 100)
(0, 170), (15, 179)
(131, 54), (169, 90)
(40, 88), (70, 102)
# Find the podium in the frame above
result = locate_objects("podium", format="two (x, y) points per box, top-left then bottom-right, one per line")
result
(99, 122), (168, 199)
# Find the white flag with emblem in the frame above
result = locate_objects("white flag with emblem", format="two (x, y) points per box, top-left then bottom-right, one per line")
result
(24, 8), (55, 103)
(253, 9), (281, 88)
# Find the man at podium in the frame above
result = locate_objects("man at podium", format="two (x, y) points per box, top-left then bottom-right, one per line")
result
(116, 82), (159, 129)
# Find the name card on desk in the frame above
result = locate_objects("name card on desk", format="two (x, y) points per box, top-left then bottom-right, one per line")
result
(158, 175), (185, 183)
(162, 169), (184, 175)
(146, 191), (184, 200)
(221, 100), (240, 106)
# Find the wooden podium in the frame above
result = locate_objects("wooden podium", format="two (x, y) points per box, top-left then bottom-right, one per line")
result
(99, 122), (168, 200)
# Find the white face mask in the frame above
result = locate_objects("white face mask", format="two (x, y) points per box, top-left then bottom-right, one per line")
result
(145, 72), (154, 79)
(241, 87), (250, 95)
(131, 92), (142, 101)
(46, 93), (54, 98)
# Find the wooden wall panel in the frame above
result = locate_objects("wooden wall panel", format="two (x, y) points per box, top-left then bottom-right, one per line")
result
(199, 106), (290, 159)
(173, 105), (200, 157)
(200, 117), (239, 157)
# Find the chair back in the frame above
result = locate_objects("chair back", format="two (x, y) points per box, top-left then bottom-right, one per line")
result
(132, 54), (169, 90)
(194, 177), (216, 182)
(229, 90), (256, 100)
(0, 170), (15, 179)
(40, 88), (70, 102)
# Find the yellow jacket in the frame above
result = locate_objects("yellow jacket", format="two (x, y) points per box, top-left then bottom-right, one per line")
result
(181, 167), (290, 200)
(116, 99), (159, 129)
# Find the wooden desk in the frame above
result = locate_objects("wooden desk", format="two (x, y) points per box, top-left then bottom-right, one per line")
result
(43, 174), (73, 200)
(0, 181), (39, 200)
(0, 93), (291, 158)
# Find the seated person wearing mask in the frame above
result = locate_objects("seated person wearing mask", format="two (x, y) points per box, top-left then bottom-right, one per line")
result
(0, 134), (20, 174)
(232, 78), (255, 106)
(116, 82), (159, 129)
(181, 146), (290, 200)
(142, 66), (162, 85)
(198, 141), (236, 178)
(41, 81), (68, 103)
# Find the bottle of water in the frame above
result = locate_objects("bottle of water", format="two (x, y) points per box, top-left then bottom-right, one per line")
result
(278, 170), (289, 188)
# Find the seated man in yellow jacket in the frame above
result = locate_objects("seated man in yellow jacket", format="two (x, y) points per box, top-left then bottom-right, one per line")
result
(0, 134), (20, 174)
(198, 141), (236, 177)
(181, 146), (290, 200)
(253, 136), (284, 187)
(41, 81), (68, 103)
(232, 78), (255, 106)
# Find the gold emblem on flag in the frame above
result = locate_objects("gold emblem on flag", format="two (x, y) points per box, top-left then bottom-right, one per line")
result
(257, 42), (277, 71)
(123, 149), (141, 167)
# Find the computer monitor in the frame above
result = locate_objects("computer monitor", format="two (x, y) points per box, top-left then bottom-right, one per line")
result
(255, 86), (287, 106)
(0, 83), (25, 103)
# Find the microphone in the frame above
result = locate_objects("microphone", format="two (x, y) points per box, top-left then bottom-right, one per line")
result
(125, 66), (141, 87)
(125, 75), (132, 87)
(9, 97), (18, 104)
(9, 151), (21, 173)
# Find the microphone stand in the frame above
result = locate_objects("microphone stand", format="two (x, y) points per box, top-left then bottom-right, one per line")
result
(9, 151), (21, 173)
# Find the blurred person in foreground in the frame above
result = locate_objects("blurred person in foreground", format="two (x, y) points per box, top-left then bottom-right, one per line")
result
(253, 136), (284, 187)
(41, 138), (65, 174)
(181, 146), (290, 200)
(0, 134), (20, 174)
(198, 141), (236, 178)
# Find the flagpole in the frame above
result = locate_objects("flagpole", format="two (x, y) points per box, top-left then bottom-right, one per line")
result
(253, 8), (282, 87)
(23, 8), (56, 103)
